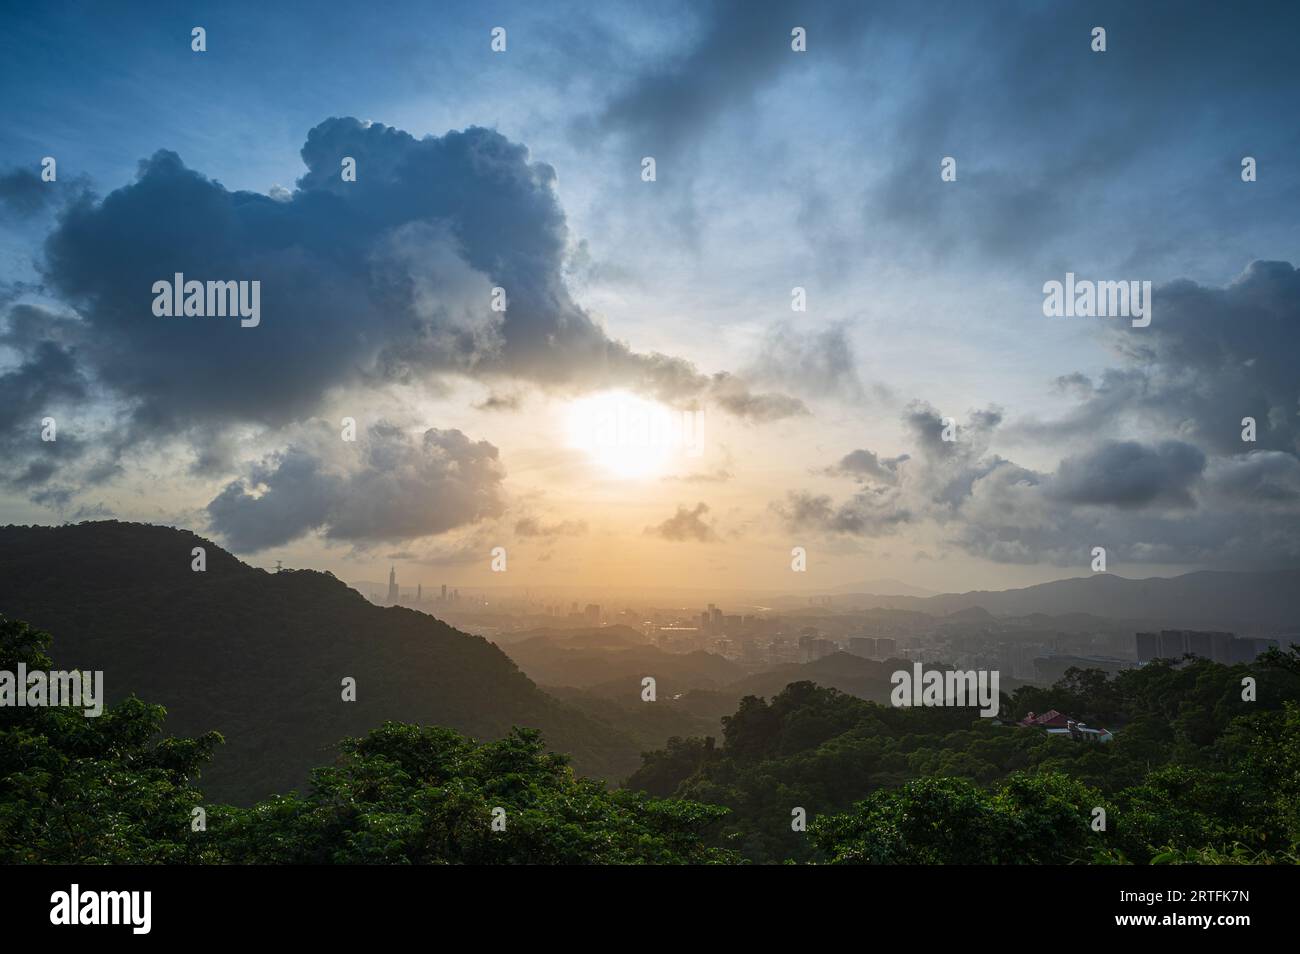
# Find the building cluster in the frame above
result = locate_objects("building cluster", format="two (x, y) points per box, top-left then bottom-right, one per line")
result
(1135, 630), (1280, 664)
(382, 567), (460, 607)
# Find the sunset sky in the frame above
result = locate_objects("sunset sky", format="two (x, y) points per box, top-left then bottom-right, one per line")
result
(2, 0), (1298, 595)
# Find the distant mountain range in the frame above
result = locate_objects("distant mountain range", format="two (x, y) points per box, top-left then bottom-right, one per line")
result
(825, 578), (938, 598)
(831, 570), (1300, 633)
(0, 522), (651, 802)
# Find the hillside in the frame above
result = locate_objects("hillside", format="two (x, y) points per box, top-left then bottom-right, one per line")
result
(0, 521), (648, 802)
(839, 570), (1300, 633)
(501, 629), (742, 698)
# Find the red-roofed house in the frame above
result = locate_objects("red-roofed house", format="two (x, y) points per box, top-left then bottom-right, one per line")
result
(1019, 709), (1070, 729)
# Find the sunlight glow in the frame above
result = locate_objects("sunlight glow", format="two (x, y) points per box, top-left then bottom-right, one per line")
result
(565, 390), (692, 479)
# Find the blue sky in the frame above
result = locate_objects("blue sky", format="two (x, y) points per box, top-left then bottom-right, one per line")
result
(2, 0), (1299, 593)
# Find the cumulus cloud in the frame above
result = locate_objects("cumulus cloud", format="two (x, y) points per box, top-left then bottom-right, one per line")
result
(645, 502), (717, 542)
(1048, 440), (1205, 509)
(1018, 262), (1300, 455)
(205, 421), (506, 552)
(2, 117), (803, 511)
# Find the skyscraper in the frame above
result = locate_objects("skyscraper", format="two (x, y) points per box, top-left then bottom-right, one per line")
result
(387, 566), (399, 604)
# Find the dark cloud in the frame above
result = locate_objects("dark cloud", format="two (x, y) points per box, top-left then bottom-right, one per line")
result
(0, 168), (51, 217)
(821, 448), (908, 484)
(3, 117), (802, 504)
(206, 422), (506, 552)
(1206, 451), (1300, 507)
(774, 487), (913, 537)
(474, 391), (523, 412)
(0, 166), (93, 220)
(852, 3), (1300, 272)
(0, 306), (93, 493)
(645, 502), (717, 542)
(34, 120), (804, 434)
(1017, 262), (1300, 455)
(579, 1), (868, 152)
(709, 372), (808, 421)
(1048, 440), (1205, 509)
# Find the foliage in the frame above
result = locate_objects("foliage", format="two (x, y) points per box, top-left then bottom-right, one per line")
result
(5, 611), (1300, 865)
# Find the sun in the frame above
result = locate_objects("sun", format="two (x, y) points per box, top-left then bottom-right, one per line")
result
(565, 390), (684, 479)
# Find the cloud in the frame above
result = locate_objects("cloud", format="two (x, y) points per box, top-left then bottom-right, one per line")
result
(0, 307), (93, 493)
(746, 321), (881, 403)
(1205, 450), (1300, 507)
(474, 391), (523, 412)
(3, 117), (803, 505)
(645, 502), (717, 542)
(0, 168), (52, 217)
(821, 447), (909, 484)
(709, 372), (808, 421)
(665, 468), (733, 484)
(580, 0), (870, 155)
(777, 396), (1300, 568)
(514, 516), (587, 538)
(205, 422), (506, 552)
(1018, 262), (1300, 456)
(774, 487), (912, 537)
(1047, 440), (1205, 509)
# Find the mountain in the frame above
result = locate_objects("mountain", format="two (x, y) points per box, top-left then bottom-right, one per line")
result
(0, 521), (649, 802)
(501, 629), (742, 699)
(841, 571), (1300, 633)
(826, 578), (937, 597)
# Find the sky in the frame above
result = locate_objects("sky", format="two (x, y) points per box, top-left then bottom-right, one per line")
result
(2, 0), (1299, 596)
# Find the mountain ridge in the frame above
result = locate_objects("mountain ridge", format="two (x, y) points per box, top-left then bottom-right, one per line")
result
(0, 520), (648, 802)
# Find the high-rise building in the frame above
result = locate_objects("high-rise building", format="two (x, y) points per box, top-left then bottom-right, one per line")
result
(848, 636), (876, 658)
(441, 584), (447, 601)
(1158, 630), (1187, 659)
(1140, 630), (1251, 663)
(1186, 631), (1213, 658)
(417, 584), (422, 603)
(876, 637), (897, 659)
(387, 566), (399, 604)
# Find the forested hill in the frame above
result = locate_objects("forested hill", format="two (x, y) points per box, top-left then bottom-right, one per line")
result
(0, 521), (644, 802)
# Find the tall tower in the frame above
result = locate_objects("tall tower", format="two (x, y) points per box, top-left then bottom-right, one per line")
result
(387, 566), (399, 604)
